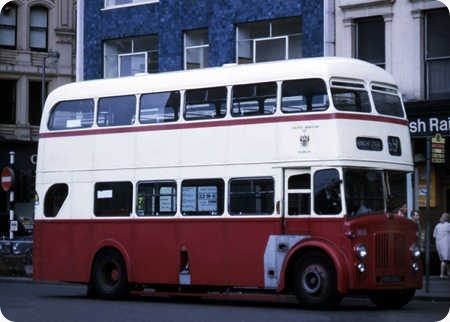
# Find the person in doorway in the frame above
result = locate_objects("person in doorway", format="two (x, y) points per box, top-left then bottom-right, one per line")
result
(433, 212), (450, 279)
(411, 210), (425, 252)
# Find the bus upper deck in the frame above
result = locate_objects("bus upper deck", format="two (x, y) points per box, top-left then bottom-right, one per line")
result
(37, 57), (412, 174)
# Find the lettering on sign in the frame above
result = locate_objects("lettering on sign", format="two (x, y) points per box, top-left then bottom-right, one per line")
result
(409, 117), (450, 137)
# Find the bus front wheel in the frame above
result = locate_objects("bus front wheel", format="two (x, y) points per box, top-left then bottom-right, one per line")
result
(91, 249), (129, 300)
(293, 252), (342, 309)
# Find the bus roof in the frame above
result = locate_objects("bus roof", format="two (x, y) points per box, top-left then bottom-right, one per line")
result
(44, 57), (395, 111)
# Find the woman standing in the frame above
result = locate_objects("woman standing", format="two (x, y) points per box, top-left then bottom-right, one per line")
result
(433, 212), (450, 279)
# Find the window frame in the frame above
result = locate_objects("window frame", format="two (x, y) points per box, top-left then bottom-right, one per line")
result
(0, 3), (17, 49)
(181, 178), (224, 216)
(94, 181), (133, 217)
(103, 0), (159, 10)
(228, 177), (275, 216)
(29, 5), (49, 51)
(136, 180), (177, 216)
(184, 28), (209, 70)
(424, 9), (450, 100)
(354, 16), (385, 69)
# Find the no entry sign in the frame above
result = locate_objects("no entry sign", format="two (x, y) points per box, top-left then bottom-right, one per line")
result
(1, 167), (15, 192)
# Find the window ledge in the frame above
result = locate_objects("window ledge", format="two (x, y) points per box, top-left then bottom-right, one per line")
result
(102, 0), (159, 11)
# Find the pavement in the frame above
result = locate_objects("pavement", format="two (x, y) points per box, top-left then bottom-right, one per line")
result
(415, 275), (450, 301)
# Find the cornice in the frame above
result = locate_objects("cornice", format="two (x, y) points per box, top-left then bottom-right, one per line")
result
(339, 0), (395, 11)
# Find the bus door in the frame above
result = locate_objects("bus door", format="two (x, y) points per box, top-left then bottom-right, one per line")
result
(284, 169), (311, 235)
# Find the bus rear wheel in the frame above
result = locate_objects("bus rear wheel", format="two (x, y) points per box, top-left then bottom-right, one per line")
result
(368, 289), (415, 309)
(293, 252), (342, 309)
(91, 249), (129, 300)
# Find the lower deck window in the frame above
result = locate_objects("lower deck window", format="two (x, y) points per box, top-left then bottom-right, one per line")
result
(94, 182), (132, 216)
(181, 179), (224, 216)
(229, 178), (274, 215)
(44, 183), (68, 217)
(137, 181), (176, 216)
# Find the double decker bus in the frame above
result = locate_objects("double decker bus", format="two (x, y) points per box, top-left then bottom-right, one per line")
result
(33, 57), (422, 308)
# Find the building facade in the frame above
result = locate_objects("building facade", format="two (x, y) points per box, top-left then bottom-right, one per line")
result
(335, 0), (450, 220)
(77, 0), (335, 80)
(0, 0), (76, 229)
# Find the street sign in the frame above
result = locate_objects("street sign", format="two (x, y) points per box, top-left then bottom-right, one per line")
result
(431, 133), (446, 164)
(1, 166), (15, 192)
(10, 220), (18, 232)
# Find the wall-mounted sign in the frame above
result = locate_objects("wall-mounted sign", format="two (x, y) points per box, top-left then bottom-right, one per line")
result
(417, 165), (436, 208)
(431, 133), (446, 164)
(409, 116), (450, 137)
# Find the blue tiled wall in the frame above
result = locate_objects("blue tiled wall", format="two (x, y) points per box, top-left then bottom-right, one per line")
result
(84, 0), (324, 80)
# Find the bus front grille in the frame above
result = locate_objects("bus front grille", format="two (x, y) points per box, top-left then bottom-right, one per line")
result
(375, 232), (406, 268)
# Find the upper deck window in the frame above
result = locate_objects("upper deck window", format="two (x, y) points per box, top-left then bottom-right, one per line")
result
(48, 99), (94, 130)
(184, 87), (227, 120)
(371, 84), (404, 118)
(281, 78), (329, 113)
(98, 95), (136, 127)
(331, 80), (371, 113)
(140, 91), (180, 124)
(231, 82), (276, 117)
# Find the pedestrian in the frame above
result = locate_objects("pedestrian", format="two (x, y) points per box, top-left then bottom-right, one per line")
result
(433, 212), (450, 279)
(411, 210), (424, 252)
(397, 203), (407, 217)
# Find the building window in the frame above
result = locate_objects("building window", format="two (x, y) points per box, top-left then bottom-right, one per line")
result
(355, 16), (385, 68)
(29, 81), (44, 126)
(30, 6), (48, 51)
(0, 4), (17, 48)
(184, 29), (209, 69)
(0, 80), (16, 124)
(104, 35), (158, 78)
(236, 17), (302, 64)
(425, 9), (450, 100)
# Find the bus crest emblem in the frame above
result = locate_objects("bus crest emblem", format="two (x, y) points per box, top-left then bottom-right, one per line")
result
(299, 135), (310, 147)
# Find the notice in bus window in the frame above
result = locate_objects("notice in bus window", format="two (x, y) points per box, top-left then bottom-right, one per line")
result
(198, 186), (217, 212)
(182, 187), (197, 211)
(97, 190), (113, 199)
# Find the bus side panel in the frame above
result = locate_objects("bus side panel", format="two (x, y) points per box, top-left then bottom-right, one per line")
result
(226, 218), (282, 287)
(132, 220), (179, 284)
(175, 219), (227, 286)
(33, 221), (92, 283)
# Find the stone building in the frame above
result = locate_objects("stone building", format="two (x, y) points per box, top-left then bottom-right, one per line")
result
(0, 0), (76, 229)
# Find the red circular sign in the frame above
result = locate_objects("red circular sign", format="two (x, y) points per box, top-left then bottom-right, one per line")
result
(1, 167), (15, 192)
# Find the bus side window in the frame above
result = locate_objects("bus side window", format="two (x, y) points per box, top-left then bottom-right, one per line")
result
(287, 174), (311, 215)
(94, 182), (133, 217)
(281, 78), (329, 113)
(140, 91), (180, 124)
(229, 177), (274, 216)
(44, 183), (69, 217)
(97, 95), (136, 127)
(314, 169), (342, 215)
(48, 99), (94, 130)
(137, 181), (177, 216)
(184, 87), (227, 120)
(231, 82), (276, 117)
(181, 179), (224, 216)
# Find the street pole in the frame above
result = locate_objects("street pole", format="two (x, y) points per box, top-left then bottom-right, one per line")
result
(8, 151), (15, 240)
(41, 51), (60, 110)
(424, 136), (431, 293)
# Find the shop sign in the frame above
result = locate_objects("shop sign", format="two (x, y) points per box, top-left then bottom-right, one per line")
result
(431, 133), (446, 164)
(409, 116), (450, 137)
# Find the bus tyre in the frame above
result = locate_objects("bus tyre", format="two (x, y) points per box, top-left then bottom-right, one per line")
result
(293, 252), (342, 309)
(91, 249), (129, 300)
(368, 289), (415, 309)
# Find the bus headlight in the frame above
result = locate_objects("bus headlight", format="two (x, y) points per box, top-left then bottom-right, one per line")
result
(410, 244), (421, 259)
(355, 244), (368, 259)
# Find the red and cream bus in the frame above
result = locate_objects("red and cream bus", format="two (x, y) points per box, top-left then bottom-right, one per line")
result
(33, 57), (422, 308)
